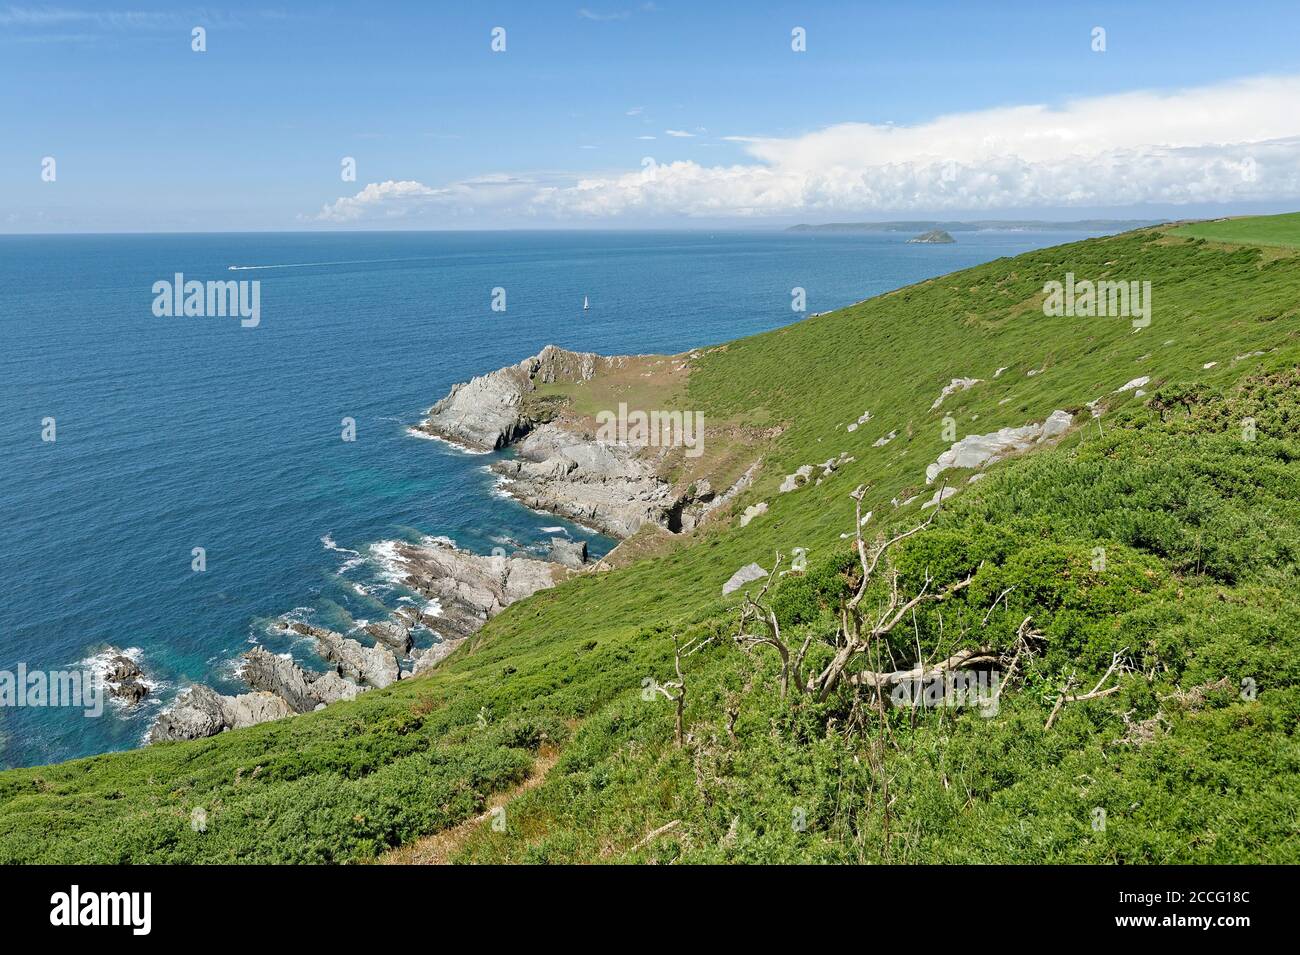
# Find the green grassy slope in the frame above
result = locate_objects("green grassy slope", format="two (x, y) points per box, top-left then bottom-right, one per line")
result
(1168, 211), (1300, 249)
(2, 223), (1298, 863)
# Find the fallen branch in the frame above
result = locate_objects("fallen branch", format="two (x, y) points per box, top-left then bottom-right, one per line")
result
(1044, 649), (1128, 731)
(630, 819), (681, 851)
(845, 646), (1001, 689)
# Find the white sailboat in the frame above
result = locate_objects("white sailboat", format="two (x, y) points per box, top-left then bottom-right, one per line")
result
(583, 295), (590, 311)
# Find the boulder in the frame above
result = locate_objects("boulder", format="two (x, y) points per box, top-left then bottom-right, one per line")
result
(365, 619), (414, 655)
(722, 562), (768, 596)
(102, 652), (150, 705)
(547, 537), (588, 569)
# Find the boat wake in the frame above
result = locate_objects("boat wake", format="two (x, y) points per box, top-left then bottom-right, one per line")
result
(226, 256), (434, 271)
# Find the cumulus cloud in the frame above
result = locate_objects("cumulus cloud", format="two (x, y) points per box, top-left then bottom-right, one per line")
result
(313, 74), (1300, 224)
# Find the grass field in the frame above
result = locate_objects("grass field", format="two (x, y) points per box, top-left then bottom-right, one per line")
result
(1167, 211), (1300, 249)
(2, 221), (1298, 863)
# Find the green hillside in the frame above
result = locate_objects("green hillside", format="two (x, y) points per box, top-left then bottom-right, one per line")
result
(3, 222), (1299, 863)
(1168, 211), (1300, 249)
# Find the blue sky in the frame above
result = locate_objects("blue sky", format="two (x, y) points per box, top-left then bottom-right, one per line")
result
(5, 1), (1300, 232)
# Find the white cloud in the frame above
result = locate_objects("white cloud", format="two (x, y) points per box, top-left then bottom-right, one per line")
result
(577, 8), (630, 21)
(664, 129), (694, 138)
(314, 74), (1300, 224)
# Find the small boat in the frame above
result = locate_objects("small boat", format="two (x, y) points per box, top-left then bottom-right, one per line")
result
(583, 295), (590, 311)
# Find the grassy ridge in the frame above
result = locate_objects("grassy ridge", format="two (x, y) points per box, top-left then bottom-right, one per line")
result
(2, 223), (1298, 863)
(1167, 211), (1300, 249)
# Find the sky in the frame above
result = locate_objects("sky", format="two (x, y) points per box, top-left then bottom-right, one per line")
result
(4, 0), (1300, 232)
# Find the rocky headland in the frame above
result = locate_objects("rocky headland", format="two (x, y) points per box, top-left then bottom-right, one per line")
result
(150, 344), (759, 744)
(418, 344), (758, 538)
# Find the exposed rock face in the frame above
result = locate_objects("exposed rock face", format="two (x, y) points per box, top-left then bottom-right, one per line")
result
(722, 562), (768, 596)
(365, 620), (414, 655)
(419, 346), (754, 540)
(241, 647), (362, 713)
(148, 685), (293, 743)
(286, 622), (402, 689)
(492, 424), (674, 537)
(385, 538), (564, 641)
(548, 537), (588, 569)
(739, 501), (768, 527)
(416, 345), (623, 451)
(925, 409), (1074, 484)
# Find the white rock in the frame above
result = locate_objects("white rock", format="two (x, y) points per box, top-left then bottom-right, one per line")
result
(930, 377), (982, 411)
(1114, 376), (1150, 393)
(739, 502), (768, 527)
(925, 409), (1073, 484)
(921, 486), (959, 509)
(779, 464), (815, 493)
(722, 563), (768, 596)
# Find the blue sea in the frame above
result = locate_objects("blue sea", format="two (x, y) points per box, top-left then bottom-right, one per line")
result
(0, 229), (1099, 768)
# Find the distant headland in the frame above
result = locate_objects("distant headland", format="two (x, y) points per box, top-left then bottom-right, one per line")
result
(787, 219), (1165, 234)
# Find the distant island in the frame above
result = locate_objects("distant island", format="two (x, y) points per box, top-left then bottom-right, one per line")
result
(908, 228), (955, 244)
(788, 219), (1165, 233)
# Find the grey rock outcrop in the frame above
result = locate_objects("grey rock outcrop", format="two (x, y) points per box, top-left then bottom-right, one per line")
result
(385, 538), (564, 641)
(722, 562), (768, 596)
(931, 377), (982, 411)
(241, 647), (362, 713)
(286, 622), (401, 689)
(365, 620), (414, 655)
(148, 685), (293, 743)
(548, 537), (588, 569)
(925, 409), (1074, 484)
(780, 464), (815, 493)
(416, 345), (624, 451)
(103, 652), (149, 705)
(492, 424), (674, 537)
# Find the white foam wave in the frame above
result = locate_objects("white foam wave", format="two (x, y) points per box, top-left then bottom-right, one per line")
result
(406, 427), (493, 454)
